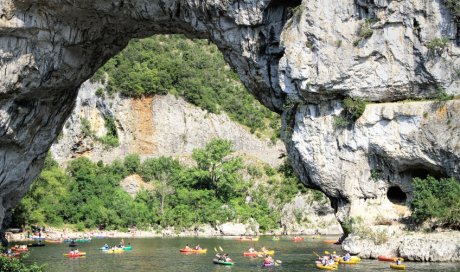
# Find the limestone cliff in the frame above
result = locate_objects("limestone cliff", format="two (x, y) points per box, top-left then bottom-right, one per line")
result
(50, 80), (284, 167)
(0, 0), (460, 261)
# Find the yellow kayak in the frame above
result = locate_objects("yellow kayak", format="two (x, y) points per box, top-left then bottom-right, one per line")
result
(334, 256), (361, 263)
(390, 263), (406, 270)
(105, 248), (124, 254)
(339, 259), (359, 264)
(316, 263), (338, 270)
(243, 250), (275, 256)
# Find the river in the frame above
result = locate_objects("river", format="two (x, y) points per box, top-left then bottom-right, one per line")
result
(22, 236), (460, 271)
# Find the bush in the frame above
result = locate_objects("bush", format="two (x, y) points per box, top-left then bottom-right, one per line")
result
(436, 88), (454, 102)
(426, 37), (449, 55)
(410, 176), (460, 229)
(80, 117), (92, 138)
(333, 116), (349, 128)
(358, 20), (374, 39)
(343, 97), (366, 121)
(0, 255), (45, 272)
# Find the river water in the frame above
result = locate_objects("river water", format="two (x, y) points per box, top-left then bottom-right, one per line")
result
(22, 236), (459, 271)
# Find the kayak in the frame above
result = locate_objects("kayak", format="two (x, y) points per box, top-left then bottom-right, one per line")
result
(262, 262), (280, 267)
(213, 258), (234, 265)
(272, 237), (280, 241)
(292, 237), (304, 241)
(243, 250), (275, 256)
(338, 259), (360, 264)
(323, 239), (338, 244)
(179, 248), (207, 253)
(378, 255), (403, 262)
(64, 252), (86, 257)
(334, 256), (361, 263)
(104, 248), (124, 254)
(123, 246), (133, 251)
(11, 247), (28, 252)
(315, 263), (338, 270)
(45, 240), (62, 244)
(390, 263), (406, 270)
(27, 243), (45, 247)
(237, 237), (259, 241)
(75, 238), (91, 243)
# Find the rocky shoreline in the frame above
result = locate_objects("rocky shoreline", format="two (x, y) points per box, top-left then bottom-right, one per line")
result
(6, 223), (342, 242)
(343, 231), (460, 262)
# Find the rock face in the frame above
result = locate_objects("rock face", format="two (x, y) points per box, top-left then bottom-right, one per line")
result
(1, 0), (460, 260)
(280, 194), (342, 235)
(343, 231), (460, 262)
(50, 81), (284, 167)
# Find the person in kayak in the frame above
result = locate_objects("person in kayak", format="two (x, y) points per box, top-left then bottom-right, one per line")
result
(74, 248), (79, 254)
(248, 247), (255, 253)
(185, 244), (191, 249)
(103, 243), (109, 249)
(260, 246), (267, 252)
(195, 244), (201, 250)
(264, 254), (273, 265)
(396, 258), (402, 265)
(343, 252), (351, 261)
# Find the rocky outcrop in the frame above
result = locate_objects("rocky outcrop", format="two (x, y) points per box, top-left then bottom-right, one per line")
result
(287, 100), (460, 225)
(50, 81), (284, 167)
(1, 0), (460, 262)
(280, 194), (342, 235)
(343, 231), (460, 262)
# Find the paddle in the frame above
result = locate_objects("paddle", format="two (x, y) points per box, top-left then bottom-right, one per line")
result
(313, 251), (320, 257)
(219, 246), (224, 252)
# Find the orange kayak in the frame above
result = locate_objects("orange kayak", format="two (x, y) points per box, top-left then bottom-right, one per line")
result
(292, 237), (304, 242)
(322, 240), (338, 244)
(378, 255), (400, 262)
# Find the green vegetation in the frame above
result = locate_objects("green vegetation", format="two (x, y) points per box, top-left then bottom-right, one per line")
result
(436, 88), (454, 102)
(96, 116), (119, 148)
(426, 37), (449, 55)
(334, 97), (367, 129)
(13, 139), (320, 232)
(370, 169), (383, 181)
(333, 116), (349, 128)
(93, 35), (278, 136)
(79, 116), (119, 149)
(358, 19), (374, 39)
(444, 0), (460, 17)
(343, 97), (366, 121)
(0, 250), (45, 272)
(410, 176), (460, 229)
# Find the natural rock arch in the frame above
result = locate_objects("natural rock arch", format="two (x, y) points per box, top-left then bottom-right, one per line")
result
(1, 0), (460, 243)
(0, 0), (301, 229)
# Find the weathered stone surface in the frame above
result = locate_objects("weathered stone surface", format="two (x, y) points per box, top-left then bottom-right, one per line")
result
(0, 0), (460, 261)
(50, 81), (285, 167)
(343, 231), (460, 262)
(280, 194), (342, 235)
(286, 100), (460, 225)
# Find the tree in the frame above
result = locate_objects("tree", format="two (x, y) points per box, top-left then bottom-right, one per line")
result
(192, 139), (244, 200)
(152, 171), (175, 215)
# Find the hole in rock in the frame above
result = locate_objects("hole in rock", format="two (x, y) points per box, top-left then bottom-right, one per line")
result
(387, 186), (407, 204)
(399, 166), (445, 181)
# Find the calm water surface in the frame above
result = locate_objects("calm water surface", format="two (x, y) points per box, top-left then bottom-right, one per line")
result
(22, 237), (460, 272)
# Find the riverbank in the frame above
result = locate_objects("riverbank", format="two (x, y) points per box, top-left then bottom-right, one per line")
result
(6, 223), (342, 242)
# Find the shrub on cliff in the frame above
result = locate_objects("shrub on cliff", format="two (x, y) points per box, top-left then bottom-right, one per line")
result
(410, 176), (460, 229)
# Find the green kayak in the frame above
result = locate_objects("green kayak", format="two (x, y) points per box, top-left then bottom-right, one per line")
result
(123, 246), (132, 251)
(213, 258), (234, 266)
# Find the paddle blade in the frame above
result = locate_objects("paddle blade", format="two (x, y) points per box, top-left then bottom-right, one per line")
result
(324, 251), (330, 254)
(219, 246), (223, 252)
(214, 247), (217, 252)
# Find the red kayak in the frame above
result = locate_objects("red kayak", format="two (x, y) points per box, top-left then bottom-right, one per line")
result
(292, 237), (304, 242)
(378, 255), (399, 262)
(11, 247), (28, 252)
